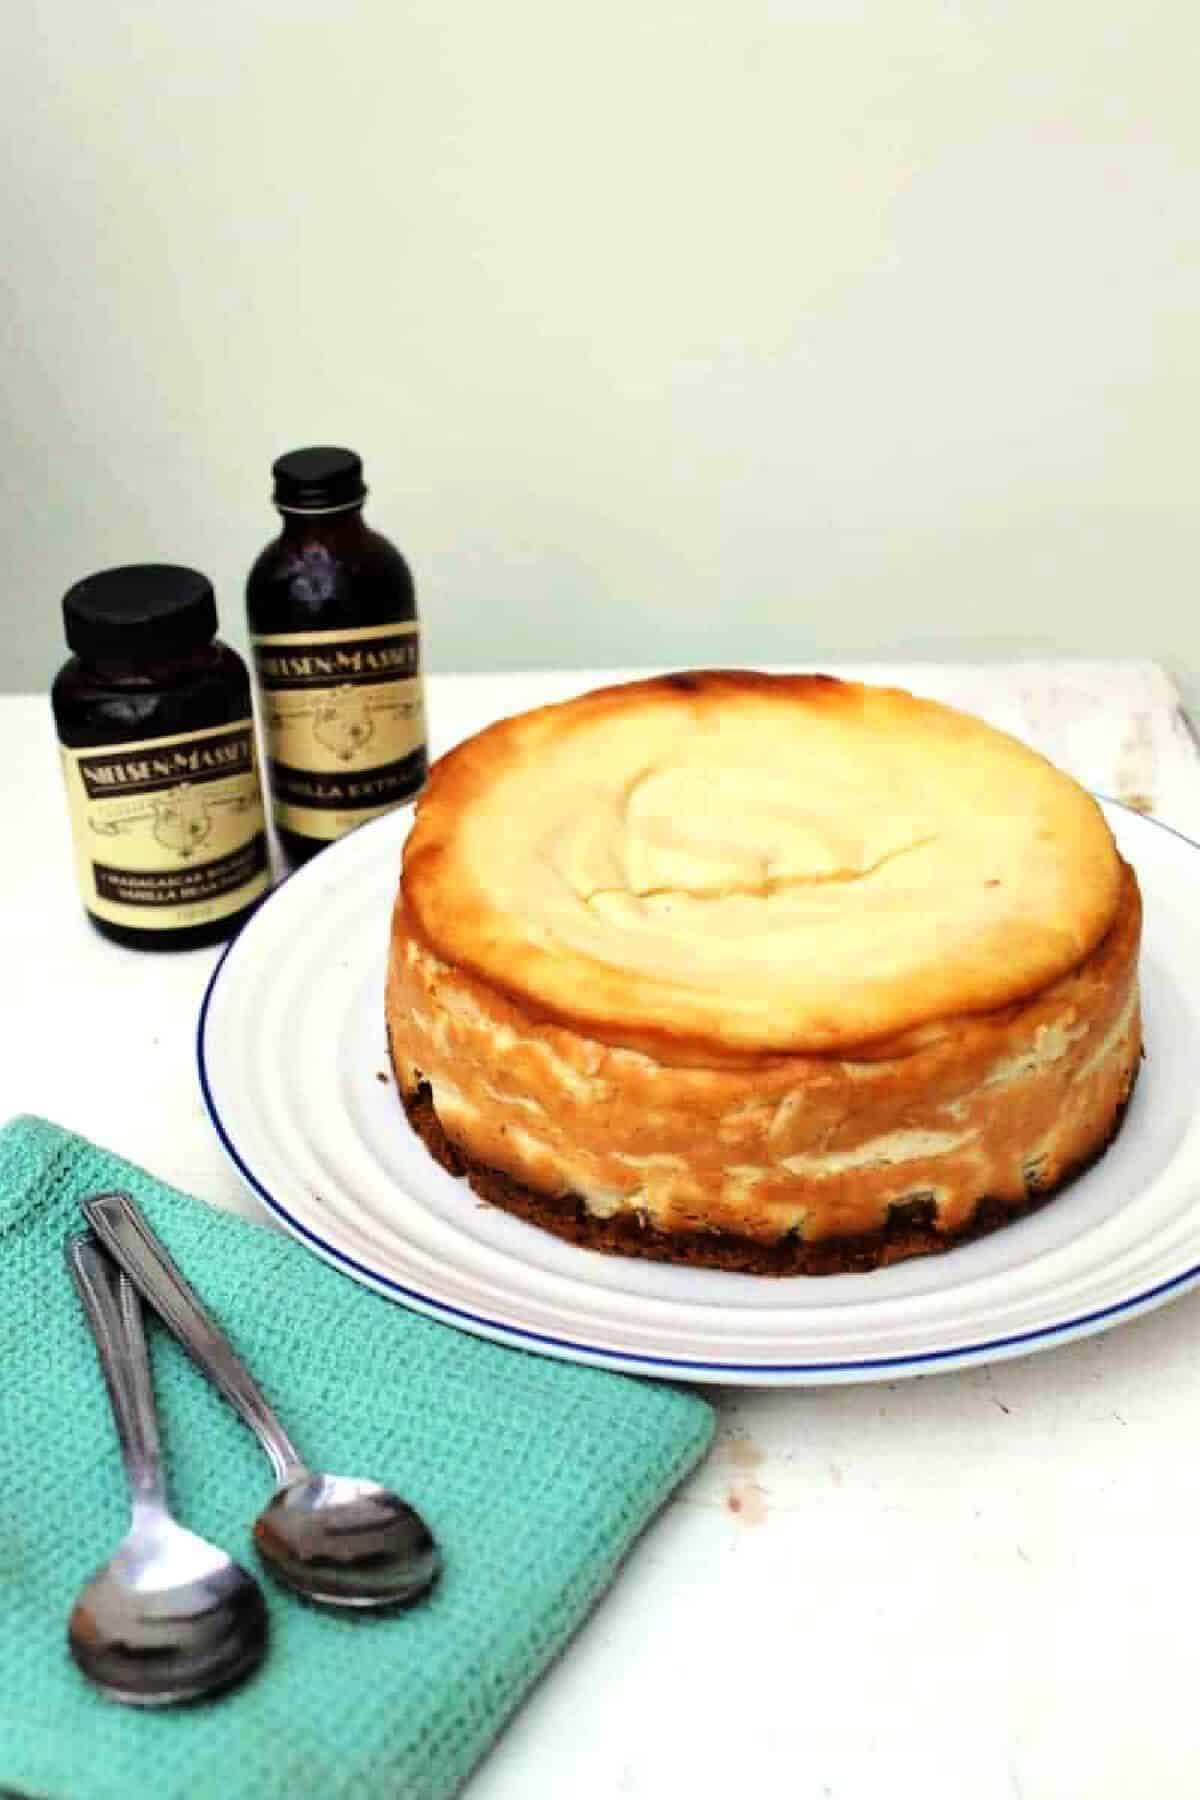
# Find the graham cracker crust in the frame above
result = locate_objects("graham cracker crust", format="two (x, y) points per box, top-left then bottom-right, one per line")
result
(391, 1041), (1140, 1277)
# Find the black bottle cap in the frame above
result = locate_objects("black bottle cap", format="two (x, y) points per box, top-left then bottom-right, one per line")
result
(62, 564), (219, 663)
(272, 446), (367, 513)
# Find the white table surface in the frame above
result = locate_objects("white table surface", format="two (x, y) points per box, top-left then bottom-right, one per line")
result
(10, 659), (1200, 1800)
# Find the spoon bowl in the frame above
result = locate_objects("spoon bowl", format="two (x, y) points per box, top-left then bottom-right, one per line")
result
(69, 1519), (268, 1706)
(253, 1472), (440, 1608)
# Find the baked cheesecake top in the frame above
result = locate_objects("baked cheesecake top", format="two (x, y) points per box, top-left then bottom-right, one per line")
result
(400, 671), (1122, 1057)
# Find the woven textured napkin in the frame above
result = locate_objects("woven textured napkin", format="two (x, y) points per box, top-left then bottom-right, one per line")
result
(0, 1115), (713, 1800)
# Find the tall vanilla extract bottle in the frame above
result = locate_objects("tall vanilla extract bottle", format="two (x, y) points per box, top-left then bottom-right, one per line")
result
(246, 447), (427, 866)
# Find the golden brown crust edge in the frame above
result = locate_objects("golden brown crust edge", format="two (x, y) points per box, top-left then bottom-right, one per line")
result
(386, 859), (1143, 1274)
(387, 860), (1141, 1232)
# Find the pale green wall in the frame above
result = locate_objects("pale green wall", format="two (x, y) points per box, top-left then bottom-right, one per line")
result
(4, 2), (1198, 698)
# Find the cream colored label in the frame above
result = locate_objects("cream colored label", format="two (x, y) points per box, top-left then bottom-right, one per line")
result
(60, 720), (270, 930)
(252, 622), (426, 841)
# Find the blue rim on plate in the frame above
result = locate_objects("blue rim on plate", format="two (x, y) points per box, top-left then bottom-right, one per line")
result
(196, 796), (1200, 1379)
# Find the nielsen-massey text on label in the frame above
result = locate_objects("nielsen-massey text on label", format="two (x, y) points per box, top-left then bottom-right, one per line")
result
(76, 730), (259, 797)
(251, 621), (426, 842)
(59, 720), (270, 930)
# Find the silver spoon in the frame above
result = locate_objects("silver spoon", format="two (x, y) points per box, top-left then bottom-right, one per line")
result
(65, 1232), (268, 1705)
(83, 1191), (441, 1610)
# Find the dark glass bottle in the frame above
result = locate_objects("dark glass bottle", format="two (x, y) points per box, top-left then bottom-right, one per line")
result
(245, 447), (427, 867)
(52, 564), (270, 951)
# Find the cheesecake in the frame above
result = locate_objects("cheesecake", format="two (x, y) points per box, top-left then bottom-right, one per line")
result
(386, 672), (1142, 1274)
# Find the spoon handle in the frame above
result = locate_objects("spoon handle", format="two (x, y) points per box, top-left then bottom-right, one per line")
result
(66, 1233), (167, 1516)
(83, 1192), (306, 1486)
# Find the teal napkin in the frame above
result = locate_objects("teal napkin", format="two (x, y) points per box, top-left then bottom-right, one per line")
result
(0, 1116), (713, 1800)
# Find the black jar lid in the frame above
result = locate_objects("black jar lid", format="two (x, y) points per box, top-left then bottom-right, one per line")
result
(63, 564), (218, 662)
(272, 446), (367, 513)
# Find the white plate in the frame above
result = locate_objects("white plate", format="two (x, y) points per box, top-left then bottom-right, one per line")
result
(198, 800), (1200, 1385)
